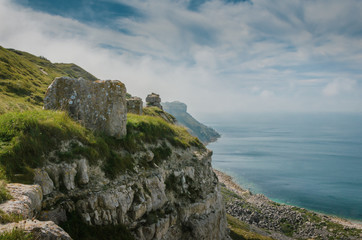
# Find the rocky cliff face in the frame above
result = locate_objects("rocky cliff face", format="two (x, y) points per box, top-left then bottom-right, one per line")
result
(32, 140), (229, 240)
(162, 101), (220, 144)
(44, 77), (127, 138)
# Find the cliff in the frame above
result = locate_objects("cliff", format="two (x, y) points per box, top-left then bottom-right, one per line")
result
(0, 47), (229, 239)
(162, 101), (220, 144)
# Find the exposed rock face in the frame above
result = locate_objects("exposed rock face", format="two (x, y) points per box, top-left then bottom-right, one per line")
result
(162, 101), (221, 144)
(0, 220), (72, 240)
(44, 77), (127, 138)
(0, 184), (71, 239)
(146, 93), (162, 109)
(0, 184), (42, 218)
(33, 141), (229, 240)
(127, 96), (143, 115)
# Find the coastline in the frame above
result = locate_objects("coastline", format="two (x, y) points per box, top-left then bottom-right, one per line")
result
(214, 168), (362, 239)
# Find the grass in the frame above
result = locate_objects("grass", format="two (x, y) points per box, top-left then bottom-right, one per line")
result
(0, 110), (204, 182)
(0, 110), (94, 182)
(0, 46), (97, 114)
(126, 113), (204, 150)
(227, 214), (275, 240)
(143, 106), (176, 124)
(0, 210), (23, 224)
(0, 229), (33, 240)
(0, 180), (11, 204)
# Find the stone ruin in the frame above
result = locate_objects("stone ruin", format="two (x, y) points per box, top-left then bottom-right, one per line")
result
(44, 77), (127, 138)
(146, 92), (162, 109)
(127, 96), (143, 115)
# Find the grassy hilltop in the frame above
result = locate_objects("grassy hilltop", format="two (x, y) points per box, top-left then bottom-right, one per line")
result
(0, 46), (97, 114)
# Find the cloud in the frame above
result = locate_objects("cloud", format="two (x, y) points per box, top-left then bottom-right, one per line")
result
(322, 79), (356, 97)
(1, 0), (362, 115)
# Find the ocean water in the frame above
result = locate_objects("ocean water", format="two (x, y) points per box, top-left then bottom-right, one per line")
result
(207, 113), (362, 221)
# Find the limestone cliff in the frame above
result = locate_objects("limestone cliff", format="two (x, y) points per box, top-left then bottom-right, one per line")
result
(33, 141), (229, 240)
(0, 101), (229, 240)
(162, 101), (220, 144)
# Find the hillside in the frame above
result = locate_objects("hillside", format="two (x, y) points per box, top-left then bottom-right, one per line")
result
(162, 101), (220, 144)
(0, 46), (97, 114)
(0, 47), (231, 239)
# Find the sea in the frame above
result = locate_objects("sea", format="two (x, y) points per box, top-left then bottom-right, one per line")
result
(207, 113), (362, 221)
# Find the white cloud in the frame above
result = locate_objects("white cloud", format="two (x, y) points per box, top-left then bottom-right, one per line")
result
(322, 79), (356, 97)
(1, 0), (362, 115)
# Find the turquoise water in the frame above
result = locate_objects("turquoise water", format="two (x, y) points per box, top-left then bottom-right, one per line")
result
(207, 113), (362, 221)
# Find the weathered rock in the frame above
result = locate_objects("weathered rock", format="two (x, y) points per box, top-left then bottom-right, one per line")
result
(39, 206), (67, 225)
(127, 96), (143, 114)
(29, 138), (229, 239)
(34, 169), (54, 195)
(146, 93), (162, 109)
(44, 77), (127, 138)
(0, 184), (42, 218)
(76, 159), (89, 185)
(0, 220), (72, 240)
(60, 163), (77, 191)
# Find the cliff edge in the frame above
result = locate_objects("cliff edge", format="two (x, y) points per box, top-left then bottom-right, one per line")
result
(162, 101), (220, 144)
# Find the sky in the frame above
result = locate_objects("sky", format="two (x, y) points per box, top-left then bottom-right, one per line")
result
(1, 0), (362, 117)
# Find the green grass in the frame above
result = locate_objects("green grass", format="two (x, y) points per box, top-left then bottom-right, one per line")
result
(126, 113), (204, 150)
(0, 210), (23, 224)
(227, 214), (275, 240)
(0, 46), (97, 114)
(0, 228), (33, 240)
(0, 180), (11, 204)
(0, 110), (204, 182)
(143, 106), (176, 124)
(0, 110), (95, 182)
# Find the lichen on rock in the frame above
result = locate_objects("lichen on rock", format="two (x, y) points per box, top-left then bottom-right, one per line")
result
(44, 77), (127, 138)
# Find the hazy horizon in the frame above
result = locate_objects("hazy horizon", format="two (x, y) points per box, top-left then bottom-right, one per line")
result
(1, 0), (362, 116)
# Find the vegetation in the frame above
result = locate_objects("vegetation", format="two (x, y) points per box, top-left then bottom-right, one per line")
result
(53, 63), (97, 81)
(143, 106), (176, 124)
(162, 102), (220, 143)
(0, 46), (96, 114)
(126, 113), (204, 150)
(0, 210), (23, 224)
(0, 229), (33, 240)
(0, 180), (11, 204)
(227, 214), (274, 240)
(0, 109), (204, 182)
(60, 212), (134, 240)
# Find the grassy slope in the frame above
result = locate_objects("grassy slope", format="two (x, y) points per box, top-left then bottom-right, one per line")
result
(163, 103), (220, 143)
(0, 46), (97, 114)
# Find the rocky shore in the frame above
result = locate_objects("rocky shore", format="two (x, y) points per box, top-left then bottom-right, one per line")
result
(214, 169), (362, 240)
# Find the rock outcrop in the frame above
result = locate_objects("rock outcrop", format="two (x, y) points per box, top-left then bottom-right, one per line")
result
(32, 141), (229, 240)
(162, 101), (221, 144)
(0, 184), (71, 239)
(44, 77), (127, 138)
(127, 96), (143, 115)
(146, 93), (162, 110)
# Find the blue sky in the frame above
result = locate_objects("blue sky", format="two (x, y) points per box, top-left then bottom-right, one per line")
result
(1, 0), (362, 115)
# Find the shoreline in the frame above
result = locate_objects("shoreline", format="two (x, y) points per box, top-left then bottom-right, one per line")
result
(214, 168), (362, 231)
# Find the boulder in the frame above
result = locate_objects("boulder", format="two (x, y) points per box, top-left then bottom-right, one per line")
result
(146, 93), (162, 109)
(0, 184), (43, 219)
(34, 169), (54, 195)
(44, 77), (127, 138)
(127, 96), (143, 114)
(0, 219), (72, 240)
